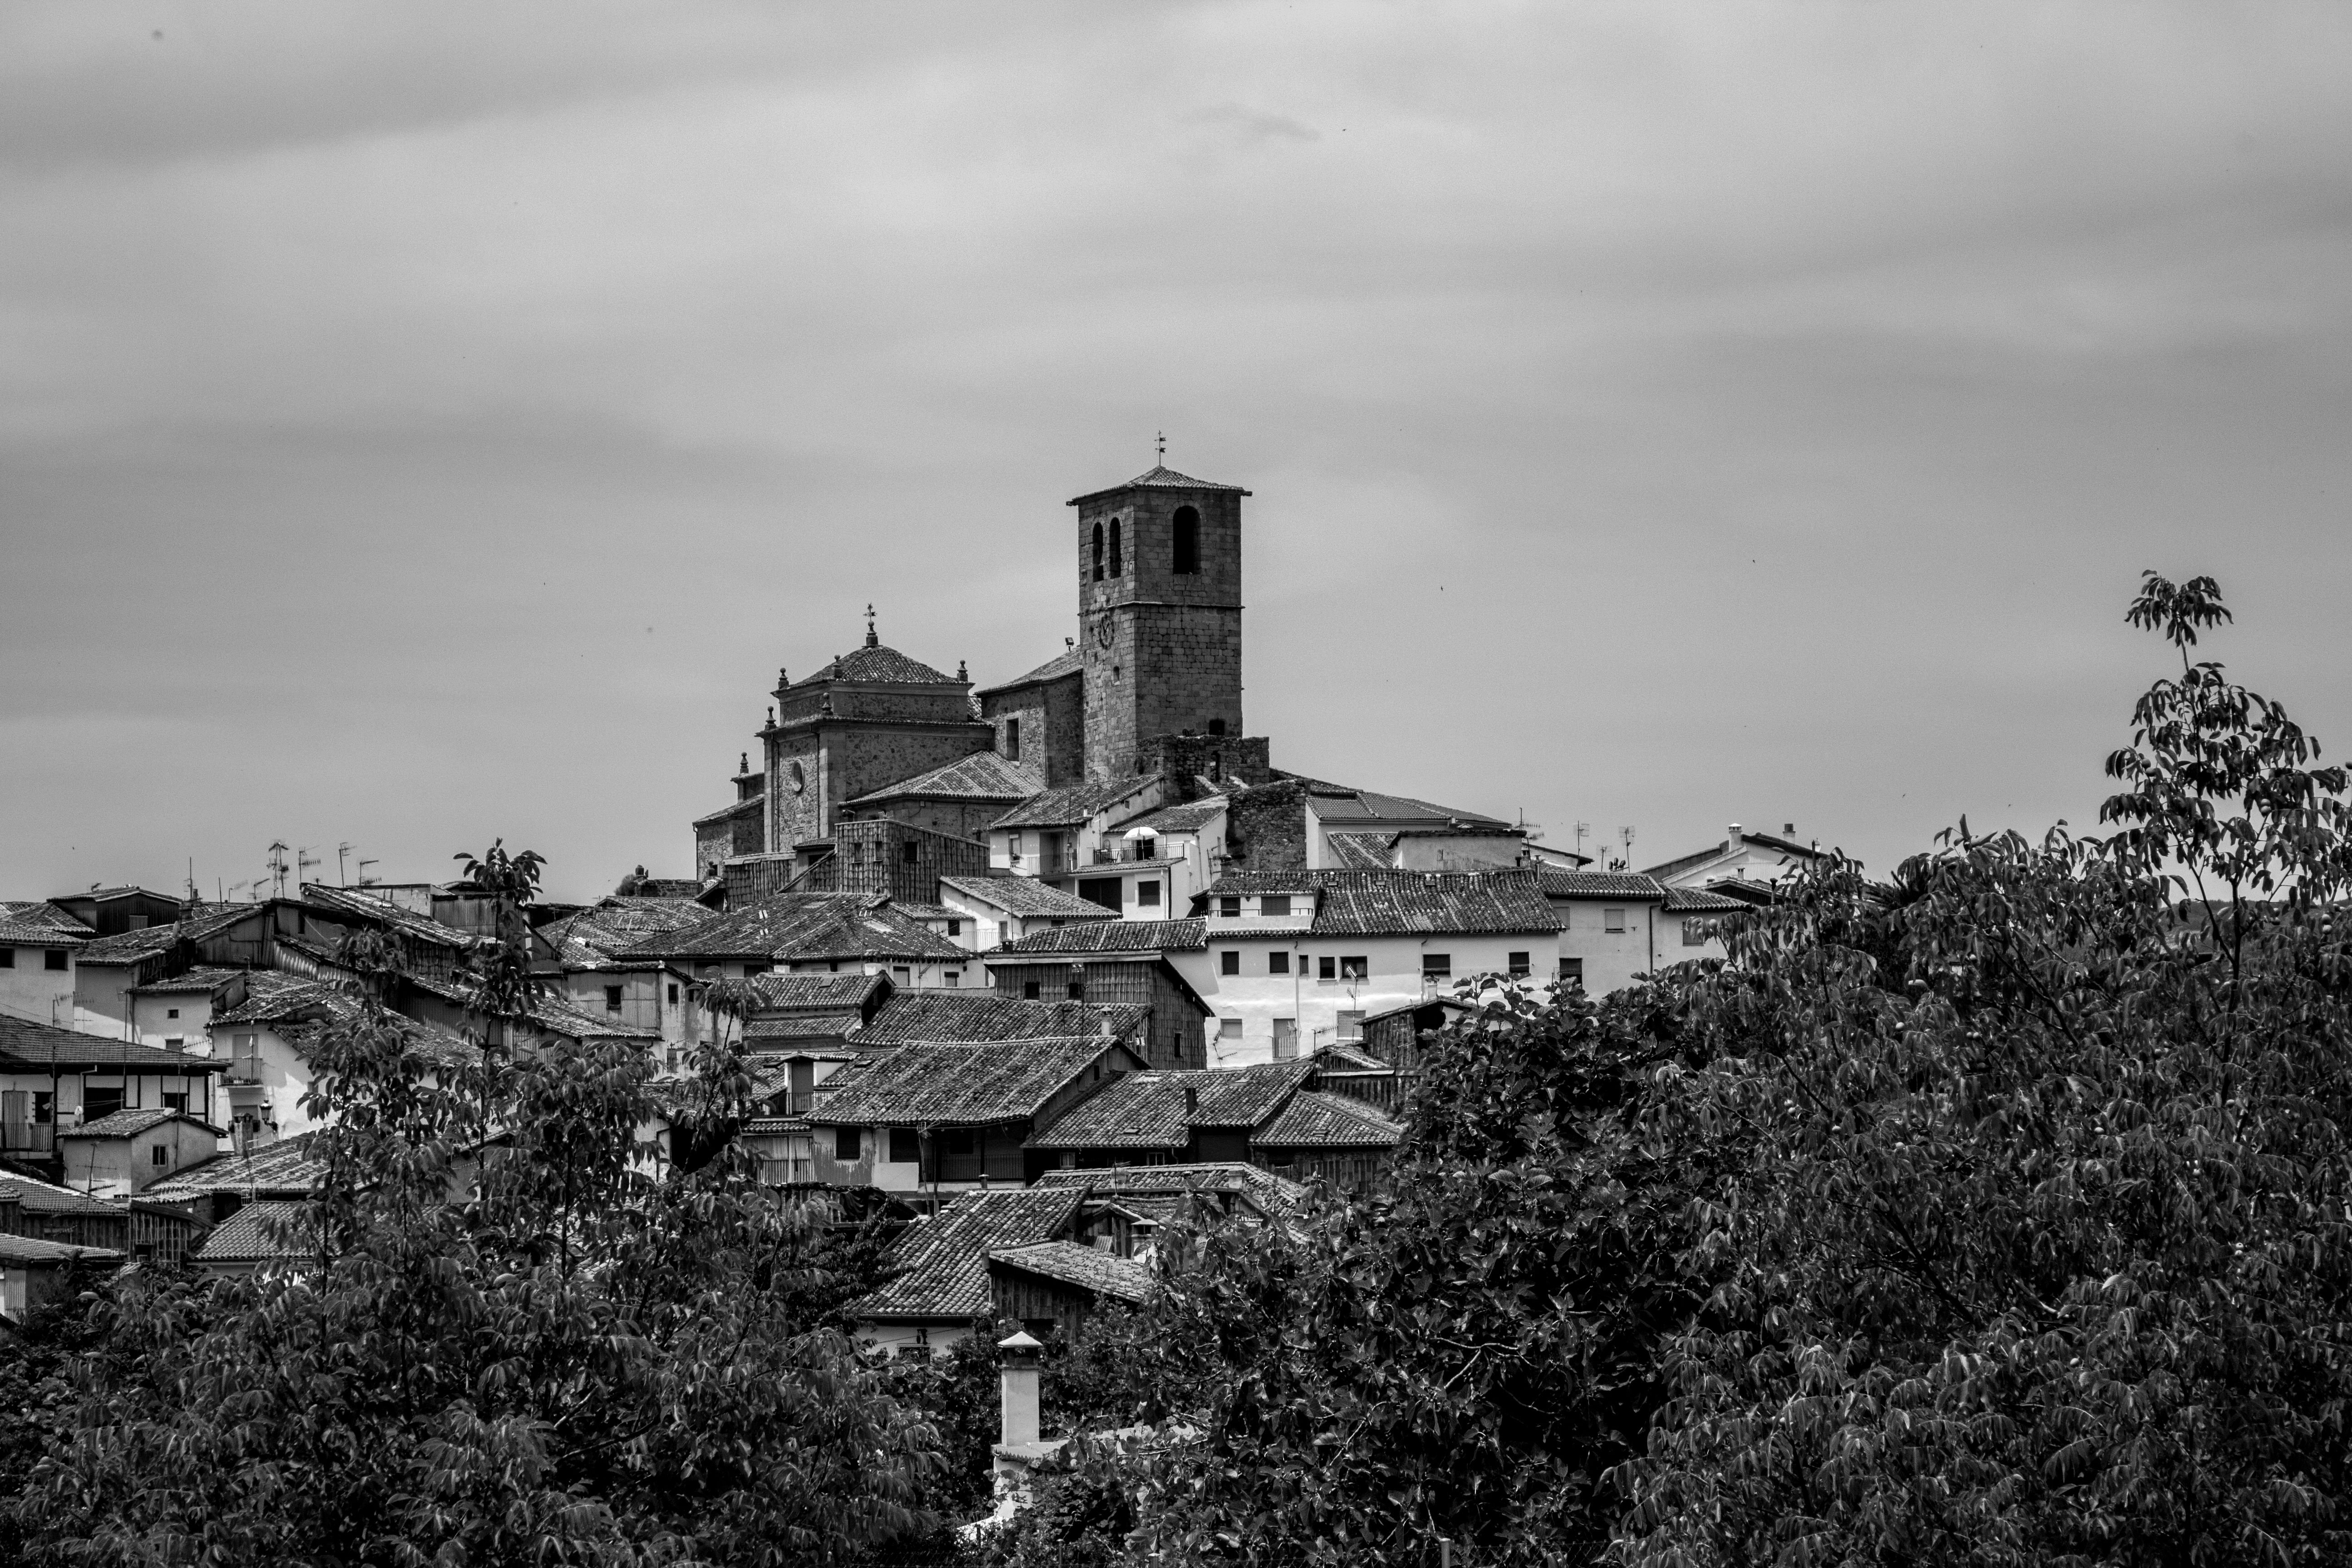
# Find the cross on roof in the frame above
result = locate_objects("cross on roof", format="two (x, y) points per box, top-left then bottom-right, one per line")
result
(864, 603), (877, 647)
(1155, 430), (1166, 462)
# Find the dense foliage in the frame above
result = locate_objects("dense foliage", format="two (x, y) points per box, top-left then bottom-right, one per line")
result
(5, 851), (945, 1568)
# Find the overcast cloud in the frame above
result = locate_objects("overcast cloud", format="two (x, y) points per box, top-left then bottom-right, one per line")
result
(5, 1), (2349, 901)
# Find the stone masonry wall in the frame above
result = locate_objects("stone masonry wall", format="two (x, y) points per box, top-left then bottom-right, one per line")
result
(1076, 487), (1245, 782)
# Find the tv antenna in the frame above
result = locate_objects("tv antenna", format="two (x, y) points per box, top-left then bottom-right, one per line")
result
(265, 841), (290, 899)
(358, 858), (380, 887)
(297, 845), (322, 890)
(1514, 808), (1544, 839)
(338, 842), (355, 885)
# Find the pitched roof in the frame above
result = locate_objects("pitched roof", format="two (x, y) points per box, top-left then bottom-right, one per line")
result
(0, 1014), (226, 1073)
(127, 965), (252, 995)
(0, 901), (96, 936)
(209, 972), (363, 1028)
(60, 1108), (223, 1140)
(0, 1170), (124, 1216)
(939, 875), (1116, 920)
(1119, 797), (1229, 835)
(0, 916), (85, 947)
(615, 894), (964, 964)
(72, 902), (258, 965)
(298, 885), (472, 951)
(849, 991), (1146, 1046)
(1534, 870), (1667, 900)
(1642, 831), (1830, 883)
(1068, 464), (1251, 506)
(143, 1133), (326, 1201)
(691, 796), (765, 829)
(990, 778), (1157, 831)
(988, 918), (1207, 956)
(541, 899), (714, 969)
(1026, 1061), (1312, 1151)
(526, 995), (661, 1043)
(973, 646), (1083, 697)
(194, 1200), (319, 1266)
(790, 642), (960, 688)
(1030, 1162), (1307, 1220)
(1662, 885), (1749, 914)
(1323, 832), (1394, 869)
(1251, 1089), (1405, 1150)
(988, 1241), (1155, 1305)
(744, 1013), (867, 1042)
(806, 1038), (1127, 1126)
(855, 1186), (1083, 1320)
(717, 971), (892, 1012)
(845, 752), (1036, 808)
(0, 1233), (124, 1266)
(1196, 871), (1562, 938)
(1306, 785), (1510, 828)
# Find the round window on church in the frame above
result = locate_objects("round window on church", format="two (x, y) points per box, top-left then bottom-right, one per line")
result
(788, 761), (806, 794)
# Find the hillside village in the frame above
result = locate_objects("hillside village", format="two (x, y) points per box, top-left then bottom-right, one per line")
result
(0, 456), (1828, 1345)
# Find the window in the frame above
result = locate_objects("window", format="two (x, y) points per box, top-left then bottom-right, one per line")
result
(162, 1091), (186, 1111)
(84, 1085), (125, 1121)
(1005, 717), (1021, 762)
(1338, 1010), (1365, 1040)
(1217, 1018), (1242, 1043)
(1219, 951), (1240, 976)
(913, 1326), (931, 1352)
(667, 983), (680, 1004)
(1273, 1018), (1298, 1059)
(45, 950), (67, 972)
(1508, 951), (1531, 977)
(164, 1037), (183, 1051)
(1423, 954), (1453, 981)
(166, 1007), (180, 1019)
(1134, 835), (1156, 860)
(944, 1128), (975, 1156)
(1066, 976), (1086, 1001)
(0, 949), (12, 968)
(1318, 956), (1336, 981)
(152, 1144), (171, 1167)
(1173, 505), (1200, 574)
(1023, 980), (1041, 1000)
(1339, 956), (1368, 982)
(888, 1128), (920, 1164)
(1269, 952), (1289, 975)
(1008, 831), (1024, 862)
(1219, 896), (1242, 918)
(945, 970), (960, 987)
(1561, 957), (1586, 990)
(894, 967), (912, 985)
(1137, 880), (1161, 907)
(1207, 718), (1225, 737)
(1092, 522), (1105, 581)
(1108, 518), (1122, 577)
(1260, 895), (1291, 917)
(835, 1127), (861, 1161)
(1683, 919), (1707, 947)
(946, 918), (961, 936)
(903, 841), (919, 864)
(1604, 908), (1627, 933)
(604, 985), (623, 1012)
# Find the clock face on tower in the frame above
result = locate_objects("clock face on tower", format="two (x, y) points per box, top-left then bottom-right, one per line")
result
(1095, 612), (1115, 650)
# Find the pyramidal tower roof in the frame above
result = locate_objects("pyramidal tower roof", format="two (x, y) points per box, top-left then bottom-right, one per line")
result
(1068, 464), (1251, 507)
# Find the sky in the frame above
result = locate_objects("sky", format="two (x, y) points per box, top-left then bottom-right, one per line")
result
(4, 1), (2350, 903)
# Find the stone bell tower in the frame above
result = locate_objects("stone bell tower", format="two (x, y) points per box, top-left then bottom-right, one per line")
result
(1068, 456), (1250, 782)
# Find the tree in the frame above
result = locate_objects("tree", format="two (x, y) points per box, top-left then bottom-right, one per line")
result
(9, 844), (946, 1568)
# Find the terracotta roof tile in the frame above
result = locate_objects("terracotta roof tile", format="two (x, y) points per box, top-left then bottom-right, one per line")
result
(1026, 1061), (1311, 1150)
(1661, 885), (1749, 914)
(972, 646), (1083, 697)
(849, 991), (1146, 1045)
(804, 1038), (1127, 1126)
(1195, 871), (1561, 938)
(1323, 831), (1394, 869)
(1067, 464), (1251, 506)
(61, 1108), (222, 1140)
(790, 643), (960, 688)
(988, 1240), (1155, 1305)
(1250, 1089), (1405, 1150)
(0, 1170), (123, 1216)
(0, 901), (96, 936)
(856, 1186), (1083, 1319)
(988, 918), (1206, 956)
(194, 1200), (319, 1266)
(144, 1133), (326, 1201)
(990, 778), (1159, 831)
(617, 895), (964, 964)
(1030, 1162), (1306, 1220)
(1535, 871), (1666, 899)
(0, 1233), (123, 1265)
(0, 1014), (227, 1073)
(939, 875), (1112, 920)
(845, 752), (1036, 807)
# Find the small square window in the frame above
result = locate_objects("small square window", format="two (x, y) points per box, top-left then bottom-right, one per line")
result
(1339, 956), (1368, 982)
(1604, 908), (1627, 933)
(166, 1008), (180, 1020)
(1561, 957), (1586, 990)
(894, 966), (912, 984)
(1219, 951), (1240, 976)
(1217, 1018), (1242, 1041)
(944, 970), (959, 987)
(946, 918), (961, 936)
(1683, 919), (1707, 947)
(0, 949), (13, 969)
(45, 950), (68, 972)
(1268, 952), (1289, 975)
(1066, 979), (1086, 1001)
(164, 1037), (183, 1050)
(667, 983), (680, 1003)
(1318, 956), (1336, 981)
(1023, 981), (1041, 1000)
(1260, 895), (1291, 917)
(151, 1144), (171, 1167)
(1137, 880), (1161, 907)
(889, 1127), (920, 1164)
(1134, 837), (1156, 861)
(1009, 832), (1025, 860)
(1218, 896), (1241, 918)
(903, 842), (919, 864)
(835, 1127), (860, 1161)
(1423, 954), (1453, 980)
(1508, 951), (1530, 977)
(604, 985), (623, 1012)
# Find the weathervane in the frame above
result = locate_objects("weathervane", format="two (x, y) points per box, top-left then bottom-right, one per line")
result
(863, 603), (877, 647)
(1155, 430), (1166, 464)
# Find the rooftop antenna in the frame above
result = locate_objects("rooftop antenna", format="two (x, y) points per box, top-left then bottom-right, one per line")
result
(297, 845), (322, 889)
(358, 857), (380, 887)
(186, 858), (199, 904)
(1515, 808), (1544, 840)
(1573, 821), (1590, 859)
(338, 841), (354, 885)
(265, 841), (290, 899)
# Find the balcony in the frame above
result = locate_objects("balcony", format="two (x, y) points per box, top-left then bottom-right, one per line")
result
(0, 1122), (56, 1155)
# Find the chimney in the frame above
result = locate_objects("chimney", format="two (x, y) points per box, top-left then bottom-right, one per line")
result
(1184, 1084), (1199, 1117)
(1727, 823), (1742, 851)
(998, 1330), (1043, 1447)
(1783, 823), (1795, 837)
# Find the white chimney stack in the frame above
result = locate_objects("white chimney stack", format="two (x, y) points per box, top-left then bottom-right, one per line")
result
(1727, 823), (1742, 850)
(998, 1330), (1043, 1448)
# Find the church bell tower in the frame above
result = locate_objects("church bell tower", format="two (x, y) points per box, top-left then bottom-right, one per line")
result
(1067, 457), (1250, 782)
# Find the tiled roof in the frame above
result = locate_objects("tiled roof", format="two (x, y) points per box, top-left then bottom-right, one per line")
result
(806, 1038), (1125, 1126)
(1195, 871), (1562, 937)
(0, 1014), (227, 1073)
(126, 965), (251, 995)
(744, 1012), (866, 1041)
(849, 992), (1146, 1046)
(856, 1186), (1083, 1320)
(990, 779), (1157, 831)
(1252, 1090), (1405, 1150)
(72, 902), (257, 965)
(1027, 1061), (1311, 1150)
(1535, 871), (1666, 900)
(1308, 787), (1510, 827)
(1358, 995), (1475, 1028)
(939, 876), (1113, 920)
(1311, 1044), (1392, 1073)
(542, 900), (713, 969)
(195, 1200), (319, 1266)
(210, 973), (362, 1027)
(1031, 1163), (1307, 1220)
(845, 752), (1035, 808)
(61, 1108), (221, 1140)
(691, 797), (765, 829)
(1068, 464), (1251, 506)
(0, 916), (83, 947)
(988, 918), (1207, 956)
(790, 642), (960, 688)
(988, 1241), (1156, 1305)
(716, 971), (892, 1012)
(299, 885), (473, 950)
(973, 646), (1083, 697)
(1323, 832), (1394, 869)
(527, 996), (661, 1042)
(1119, 797), (1229, 835)
(1662, 886), (1749, 914)
(144, 1133), (325, 1201)
(0, 901), (96, 936)
(0, 1170), (123, 1216)
(615, 895), (963, 964)
(0, 1233), (124, 1266)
